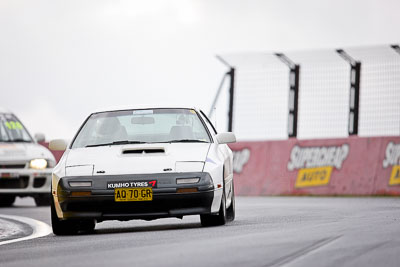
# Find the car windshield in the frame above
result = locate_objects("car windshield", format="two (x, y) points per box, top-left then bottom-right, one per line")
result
(71, 108), (211, 148)
(0, 113), (33, 143)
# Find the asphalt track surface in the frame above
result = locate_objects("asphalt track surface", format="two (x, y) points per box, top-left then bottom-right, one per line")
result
(0, 196), (399, 267)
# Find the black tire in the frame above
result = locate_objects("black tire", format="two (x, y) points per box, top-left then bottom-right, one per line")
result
(0, 195), (16, 207)
(51, 196), (95, 235)
(79, 219), (96, 233)
(51, 196), (79, 235)
(34, 194), (51, 206)
(200, 191), (227, 227)
(226, 183), (235, 222)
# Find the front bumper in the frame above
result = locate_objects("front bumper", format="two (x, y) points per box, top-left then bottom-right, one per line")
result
(54, 172), (215, 221)
(0, 168), (52, 196)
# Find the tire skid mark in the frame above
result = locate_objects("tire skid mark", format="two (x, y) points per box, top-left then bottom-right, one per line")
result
(265, 235), (342, 267)
(333, 241), (389, 266)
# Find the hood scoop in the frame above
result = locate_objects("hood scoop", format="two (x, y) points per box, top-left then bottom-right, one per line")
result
(122, 148), (165, 155)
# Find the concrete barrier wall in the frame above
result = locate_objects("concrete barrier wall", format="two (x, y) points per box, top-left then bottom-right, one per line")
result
(230, 136), (400, 196)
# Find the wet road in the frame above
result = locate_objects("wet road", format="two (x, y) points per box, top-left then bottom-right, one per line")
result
(0, 196), (399, 267)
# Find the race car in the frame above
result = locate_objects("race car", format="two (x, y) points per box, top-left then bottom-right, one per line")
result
(49, 107), (236, 235)
(0, 108), (56, 206)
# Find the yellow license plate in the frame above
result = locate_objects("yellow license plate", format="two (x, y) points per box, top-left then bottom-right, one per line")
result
(114, 187), (153, 202)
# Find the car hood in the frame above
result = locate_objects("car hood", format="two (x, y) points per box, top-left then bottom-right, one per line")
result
(0, 142), (55, 164)
(64, 143), (211, 176)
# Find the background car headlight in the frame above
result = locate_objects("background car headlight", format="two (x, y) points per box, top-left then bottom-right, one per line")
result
(29, 159), (48, 169)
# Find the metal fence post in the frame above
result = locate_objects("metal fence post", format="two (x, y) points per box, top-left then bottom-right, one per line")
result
(391, 44), (400, 55)
(275, 53), (300, 138)
(215, 56), (235, 132)
(336, 49), (361, 135)
(227, 68), (235, 132)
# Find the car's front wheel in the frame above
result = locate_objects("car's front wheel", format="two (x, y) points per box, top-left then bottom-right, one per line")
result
(200, 191), (226, 227)
(51, 196), (95, 235)
(34, 194), (51, 206)
(226, 183), (235, 222)
(0, 195), (16, 207)
(51, 196), (77, 235)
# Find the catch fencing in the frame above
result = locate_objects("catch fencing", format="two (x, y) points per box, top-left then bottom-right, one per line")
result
(215, 45), (400, 140)
(215, 45), (400, 195)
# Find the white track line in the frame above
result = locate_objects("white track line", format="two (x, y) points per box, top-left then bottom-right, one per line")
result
(0, 214), (52, 246)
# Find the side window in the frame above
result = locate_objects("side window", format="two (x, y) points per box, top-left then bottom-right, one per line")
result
(0, 121), (9, 141)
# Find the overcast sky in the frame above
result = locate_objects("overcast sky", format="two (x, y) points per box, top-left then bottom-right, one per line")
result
(0, 0), (399, 140)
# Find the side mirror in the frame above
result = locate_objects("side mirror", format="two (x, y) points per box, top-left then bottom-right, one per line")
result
(34, 133), (45, 143)
(216, 132), (236, 144)
(49, 139), (68, 151)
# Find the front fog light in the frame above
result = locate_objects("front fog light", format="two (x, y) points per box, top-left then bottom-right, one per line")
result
(176, 178), (200, 184)
(29, 159), (48, 169)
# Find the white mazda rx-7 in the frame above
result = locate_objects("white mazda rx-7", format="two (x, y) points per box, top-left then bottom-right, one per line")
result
(49, 107), (236, 235)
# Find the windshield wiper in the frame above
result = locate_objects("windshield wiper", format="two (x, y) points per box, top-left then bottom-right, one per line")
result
(86, 140), (145, 147)
(111, 140), (146, 145)
(162, 139), (208, 143)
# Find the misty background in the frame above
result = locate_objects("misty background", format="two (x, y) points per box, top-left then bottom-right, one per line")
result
(0, 0), (399, 140)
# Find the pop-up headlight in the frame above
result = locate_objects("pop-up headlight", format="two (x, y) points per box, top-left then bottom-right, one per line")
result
(176, 178), (200, 184)
(69, 181), (92, 187)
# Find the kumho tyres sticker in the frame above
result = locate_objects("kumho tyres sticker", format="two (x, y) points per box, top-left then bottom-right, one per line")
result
(287, 144), (349, 188)
(107, 180), (157, 189)
(383, 142), (400, 186)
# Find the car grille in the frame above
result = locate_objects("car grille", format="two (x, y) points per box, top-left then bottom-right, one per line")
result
(33, 177), (46, 188)
(0, 164), (26, 169)
(0, 176), (29, 189)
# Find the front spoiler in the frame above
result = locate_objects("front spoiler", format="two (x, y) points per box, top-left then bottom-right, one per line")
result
(59, 190), (214, 221)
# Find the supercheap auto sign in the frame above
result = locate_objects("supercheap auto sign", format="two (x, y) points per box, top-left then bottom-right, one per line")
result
(383, 142), (400, 186)
(229, 136), (400, 196)
(287, 144), (349, 188)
